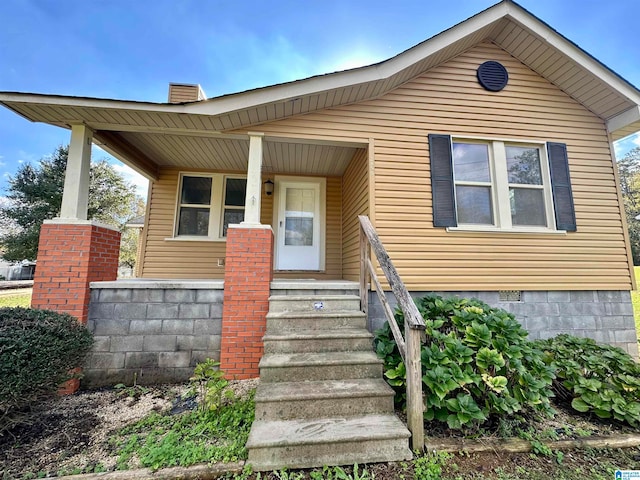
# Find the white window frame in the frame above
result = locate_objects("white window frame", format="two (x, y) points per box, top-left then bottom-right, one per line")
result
(448, 137), (560, 234)
(168, 172), (246, 242)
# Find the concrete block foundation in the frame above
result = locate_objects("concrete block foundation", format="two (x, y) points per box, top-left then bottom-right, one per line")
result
(84, 280), (224, 387)
(368, 290), (638, 357)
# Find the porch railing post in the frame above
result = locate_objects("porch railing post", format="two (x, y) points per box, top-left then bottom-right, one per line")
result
(359, 226), (369, 316)
(358, 215), (425, 453)
(405, 323), (425, 451)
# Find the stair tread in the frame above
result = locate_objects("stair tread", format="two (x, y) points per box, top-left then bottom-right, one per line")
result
(263, 329), (373, 340)
(267, 310), (365, 319)
(255, 378), (394, 402)
(268, 295), (361, 301)
(260, 351), (382, 368)
(246, 414), (410, 448)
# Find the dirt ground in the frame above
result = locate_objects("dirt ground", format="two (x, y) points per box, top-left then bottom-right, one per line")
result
(1, 383), (640, 480)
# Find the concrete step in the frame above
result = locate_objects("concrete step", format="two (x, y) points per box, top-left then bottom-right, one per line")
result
(259, 351), (383, 383)
(254, 378), (395, 421)
(268, 295), (361, 314)
(246, 414), (412, 471)
(263, 329), (373, 353)
(270, 280), (359, 297)
(266, 310), (367, 331)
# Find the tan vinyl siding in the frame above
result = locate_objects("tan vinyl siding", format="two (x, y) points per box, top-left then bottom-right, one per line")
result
(233, 41), (632, 291)
(342, 149), (369, 281)
(141, 168), (343, 279)
(270, 176), (344, 280)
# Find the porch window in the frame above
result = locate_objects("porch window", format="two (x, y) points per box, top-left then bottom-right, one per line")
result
(222, 177), (247, 236)
(177, 176), (212, 236)
(429, 134), (576, 232)
(174, 173), (246, 239)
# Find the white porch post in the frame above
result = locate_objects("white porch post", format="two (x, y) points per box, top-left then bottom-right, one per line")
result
(59, 124), (93, 220)
(242, 132), (264, 225)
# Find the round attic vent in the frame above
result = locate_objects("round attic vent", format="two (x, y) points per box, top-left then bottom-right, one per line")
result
(477, 61), (509, 92)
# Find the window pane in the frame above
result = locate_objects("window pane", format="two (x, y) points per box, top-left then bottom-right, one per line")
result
(178, 207), (209, 235)
(456, 186), (493, 224)
(506, 146), (542, 185)
(222, 209), (245, 237)
(224, 178), (247, 206)
(181, 176), (212, 205)
(285, 188), (315, 214)
(285, 218), (313, 246)
(510, 188), (546, 226)
(453, 143), (491, 182)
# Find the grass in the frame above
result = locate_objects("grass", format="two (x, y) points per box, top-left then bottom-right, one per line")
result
(0, 292), (31, 307)
(111, 391), (255, 471)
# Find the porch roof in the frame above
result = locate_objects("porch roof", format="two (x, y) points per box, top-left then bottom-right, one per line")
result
(1, 0), (640, 178)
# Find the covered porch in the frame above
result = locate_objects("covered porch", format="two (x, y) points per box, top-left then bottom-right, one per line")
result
(1, 91), (372, 386)
(0, 89), (372, 282)
(136, 131), (370, 282)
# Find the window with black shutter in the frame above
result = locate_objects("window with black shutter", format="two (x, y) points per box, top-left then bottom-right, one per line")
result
(429, 135), (575, 232)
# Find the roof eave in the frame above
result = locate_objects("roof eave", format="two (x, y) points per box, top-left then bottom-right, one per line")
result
(1, 0), (639, 136)
(607, 107), (640, 142)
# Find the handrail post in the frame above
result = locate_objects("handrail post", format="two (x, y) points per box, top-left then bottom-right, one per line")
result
(405, 323), (424, 452)
(358, 215), (425, 453)
(359, 225), (369, 317)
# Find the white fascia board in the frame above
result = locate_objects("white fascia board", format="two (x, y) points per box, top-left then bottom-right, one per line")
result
(607, 106), (640, 134)
(0, 93), (186, 114)
(374, 4), (509, 78)
(505, 6), (640, 107)
(183, 4), (511, 116)
(2, 1), (639, 127)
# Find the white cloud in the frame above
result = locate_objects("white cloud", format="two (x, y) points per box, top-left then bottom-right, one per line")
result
(92, 146), (149, 199)
(634, 133), (640, 148)
(110, 162), (149, 199)
(17, 150), (38, 165)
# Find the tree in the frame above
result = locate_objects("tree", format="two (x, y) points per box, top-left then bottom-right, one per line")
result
(119, 198), (146, 272)
(618, 146), (640, 265)
(0, 145), (138, 262)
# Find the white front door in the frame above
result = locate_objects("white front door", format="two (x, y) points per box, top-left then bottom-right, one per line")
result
(275, 179), (323, 270)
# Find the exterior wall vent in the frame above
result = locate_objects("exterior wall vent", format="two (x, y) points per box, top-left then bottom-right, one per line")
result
(477, 61), (509, 92)
(498, 290), (522, 302)
(168, 83), (207, 103)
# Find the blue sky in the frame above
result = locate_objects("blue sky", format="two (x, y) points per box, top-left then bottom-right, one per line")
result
(1, 0), (640, 198)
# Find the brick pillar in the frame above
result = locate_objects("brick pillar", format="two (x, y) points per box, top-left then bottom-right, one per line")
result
(31, 221), (121, 394)
(220, 225), (273, 379)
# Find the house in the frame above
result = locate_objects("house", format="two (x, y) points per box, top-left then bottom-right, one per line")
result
(1, 0), (640, 467)
(5, 0), (640, 468)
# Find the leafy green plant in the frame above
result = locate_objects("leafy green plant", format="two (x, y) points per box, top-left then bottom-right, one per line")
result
(309, 464), (375, 480)
(112, 389), (255, 470)
(0, 307), (94, 432)
(374, 294), (555, 430)
(189, 358), (235, 411)
(413, 451), (452, 480)
(536, 334), (640, 426)
(114, 373), (149, 399)
(273, 469), (306, 480)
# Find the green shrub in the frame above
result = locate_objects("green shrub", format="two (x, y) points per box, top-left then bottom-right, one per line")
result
(536, 334), (640, 426)
(374, 294), (555, 430)
(0, 307), (94, 430)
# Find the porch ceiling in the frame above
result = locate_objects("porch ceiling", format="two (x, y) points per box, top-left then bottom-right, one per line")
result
(116, 131), (359, 176)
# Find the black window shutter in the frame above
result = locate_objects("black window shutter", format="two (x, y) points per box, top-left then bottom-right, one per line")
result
(428, 134), (457, 227)
(547, 142), (577, 232)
